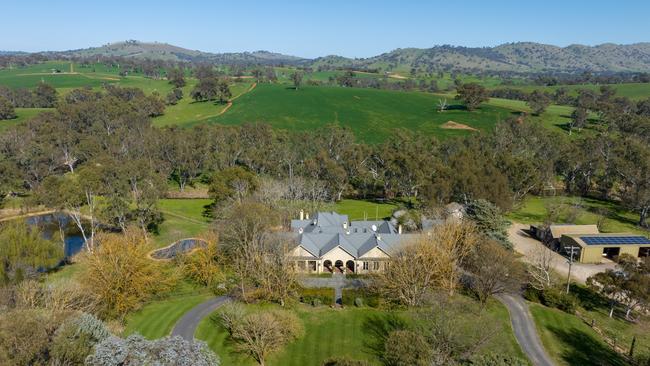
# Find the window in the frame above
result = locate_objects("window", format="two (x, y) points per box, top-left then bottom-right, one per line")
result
(373, 261), (380, 271)
(297, 261), (306, 271)
(308, 261), (317, 272)
(363, 261), (368, 270)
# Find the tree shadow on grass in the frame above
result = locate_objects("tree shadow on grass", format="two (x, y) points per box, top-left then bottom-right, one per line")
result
(570, 284), (611, 312)
(204, 314), (253, 365)
(362, 312), (408, 360)
(547, 325), (628, 366)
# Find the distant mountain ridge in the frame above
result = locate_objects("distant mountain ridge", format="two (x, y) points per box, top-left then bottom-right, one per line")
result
(314, 42), (650, 74)
(53, 40), (307, 66)
(22, 40), (650, 73)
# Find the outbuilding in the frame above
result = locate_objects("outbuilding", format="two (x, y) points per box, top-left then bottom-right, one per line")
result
(560, 233), (650, 263)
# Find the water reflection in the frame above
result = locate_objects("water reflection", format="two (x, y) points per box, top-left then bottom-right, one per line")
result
(25, 213), (86, 257)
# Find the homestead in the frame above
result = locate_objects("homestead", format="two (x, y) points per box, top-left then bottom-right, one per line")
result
(560, 233), (650, 263)
(289, 211), (414, 273)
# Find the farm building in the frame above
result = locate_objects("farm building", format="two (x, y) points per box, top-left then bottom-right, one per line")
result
(530, 224), (600, 250)
(289, 211), (414, 274)
(560, 233), (650, 263)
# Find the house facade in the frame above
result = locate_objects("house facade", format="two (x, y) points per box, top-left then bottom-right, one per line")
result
(289, 211), (413, 273)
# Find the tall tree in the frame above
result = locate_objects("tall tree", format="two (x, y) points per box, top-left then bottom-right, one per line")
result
(290, 71), (303, 90)
(456, 83), (489, 111)
(463, 240), (525, 307)
(34, 82), (58, 107)
(0, 96), (15, 120)
(526, 89), (552, 115)
(166, 67), (186, 88)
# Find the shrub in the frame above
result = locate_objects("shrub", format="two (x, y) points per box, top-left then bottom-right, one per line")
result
(384, 330), (433, 366)
(342, 288), (380, 307)
(523, 285), (577, 314)
(467, 353), (529, 365)
(523, 286), (542, 303)
(299, 287), (333, 305)
(322, 357), (372, 366)
(51, 313), (110, 364)
(0, 308), (65, 365)
(87, 334), (220, 366)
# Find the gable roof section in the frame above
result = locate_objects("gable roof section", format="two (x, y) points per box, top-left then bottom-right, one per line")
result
(549, 224), (599, 239)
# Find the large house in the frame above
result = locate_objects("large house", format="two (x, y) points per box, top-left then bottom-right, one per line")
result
(289, 211), (415, 274)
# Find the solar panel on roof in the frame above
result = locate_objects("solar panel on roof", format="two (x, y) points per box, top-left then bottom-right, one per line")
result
(580, 236), (650, 245)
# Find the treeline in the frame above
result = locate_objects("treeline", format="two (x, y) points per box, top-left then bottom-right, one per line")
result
(1, 81), (650, 227)
(492, 84), (650, 112)
(0, 83), (58, 108)
(533, 71), (650, 86)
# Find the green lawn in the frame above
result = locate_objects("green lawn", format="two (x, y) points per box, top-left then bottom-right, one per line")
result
(508, 195), (649, 236)
(530, 304), (628, 366)
(569, 285), (650, 362)
(196, 306), (388, 366)
(330, 199), (399, 221)
(196, 299), (524, 366)
(124, 291), (212, 339)
(154, 198), (213, 248)
(203, 83), (516, 143)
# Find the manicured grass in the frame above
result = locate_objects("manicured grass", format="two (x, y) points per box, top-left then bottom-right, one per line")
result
(154, 198), (213, 248)
(530, 304), (628, 366)
(196, 306), (386, 366)
(205, 83), (516, 143)
(507, 195), (649, 236)
(124, 292), (212, 339)
(330, 199), (399, 220)
(196, 299), (524, 366)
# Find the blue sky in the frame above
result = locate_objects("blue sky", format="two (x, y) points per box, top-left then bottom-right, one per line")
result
(2, 0), (649, 58)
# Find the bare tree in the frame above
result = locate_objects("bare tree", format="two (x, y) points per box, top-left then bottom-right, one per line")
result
(376, 221), (479, 305)
(219, 304), (303, 366)
(437, 98), (448, 112)
(528, 244), (557, 291)
(464, 240), (525, 307)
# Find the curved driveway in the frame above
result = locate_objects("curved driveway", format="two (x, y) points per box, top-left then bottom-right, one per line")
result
(171, 296), (230, 340)
(497, 294), (555, 366)
(171, 288), (555, 366)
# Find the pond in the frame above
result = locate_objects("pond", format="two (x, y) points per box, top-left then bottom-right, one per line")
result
(25, 213), (86, 257)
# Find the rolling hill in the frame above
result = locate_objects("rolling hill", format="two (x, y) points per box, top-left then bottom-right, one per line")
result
(10, 41), (650, 73)
(55, 40), (306, 65)
(311, 43), (650, 74)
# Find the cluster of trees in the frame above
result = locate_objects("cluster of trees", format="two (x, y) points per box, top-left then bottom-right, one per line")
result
(0, 82), (58, 111)
(533, 71), (650, 86)
(587, 254), (650, 319)
(190, 64), (232, 102)
(0, 220), (220, 365)
(375, 220), (524, 308)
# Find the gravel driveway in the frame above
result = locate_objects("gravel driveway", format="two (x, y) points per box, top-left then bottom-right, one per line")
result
(509, 223), (616, 283)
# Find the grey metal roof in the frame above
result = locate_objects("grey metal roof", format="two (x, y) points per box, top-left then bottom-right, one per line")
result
(290, 211), (412, 259)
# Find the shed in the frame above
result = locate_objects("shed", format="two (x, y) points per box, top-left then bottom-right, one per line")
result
(560, 233), (650, 263)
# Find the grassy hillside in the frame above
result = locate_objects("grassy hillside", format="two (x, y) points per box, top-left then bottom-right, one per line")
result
(205, 83), (515, 143)
(504, 82), (650, 100)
